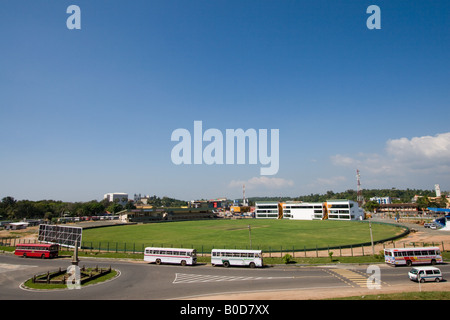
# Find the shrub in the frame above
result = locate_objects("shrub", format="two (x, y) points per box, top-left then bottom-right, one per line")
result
(282, 254), (293, 264)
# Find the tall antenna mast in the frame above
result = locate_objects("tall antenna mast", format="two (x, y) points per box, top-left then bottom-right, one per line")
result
(243, 184), (246, 206)
(356, 169), (363, 207)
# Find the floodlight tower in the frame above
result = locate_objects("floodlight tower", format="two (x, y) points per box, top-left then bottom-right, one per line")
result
(357, 169), (364, 207)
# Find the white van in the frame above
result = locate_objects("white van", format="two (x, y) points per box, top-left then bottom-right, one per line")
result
(408, 266), (443, 283)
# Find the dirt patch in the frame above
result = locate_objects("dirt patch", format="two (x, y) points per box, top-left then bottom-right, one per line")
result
(189, 282), (450, 300)
(0, 225), (39, 242)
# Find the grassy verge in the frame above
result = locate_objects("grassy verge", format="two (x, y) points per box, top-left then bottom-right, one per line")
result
(4, 247), (449, 265)
(73, 249), (450, 265)
(23, 268), (118, 290)
(64, 250), (387, 264)
(330, 291), (450, 300)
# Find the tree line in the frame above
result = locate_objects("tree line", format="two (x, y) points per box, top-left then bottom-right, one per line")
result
(1, 188), (447, 221)
(0, 195), (186, 222)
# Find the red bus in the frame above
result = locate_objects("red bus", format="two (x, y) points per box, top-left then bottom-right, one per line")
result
(14, 243), (59, 259)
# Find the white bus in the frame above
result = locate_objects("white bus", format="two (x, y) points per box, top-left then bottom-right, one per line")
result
(144, 247), (197, 266)
(384, 247), (443, 267)
(211, 249), (263, 268)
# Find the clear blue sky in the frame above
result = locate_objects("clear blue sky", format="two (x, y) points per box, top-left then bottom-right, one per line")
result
(1, 0), (449, 202)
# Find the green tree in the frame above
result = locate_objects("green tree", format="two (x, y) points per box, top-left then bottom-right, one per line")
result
(364, 200), (380, 212)
(438, 195), (448, 208)
(107, 203), (123, 214)
(416, 196), (430, 210)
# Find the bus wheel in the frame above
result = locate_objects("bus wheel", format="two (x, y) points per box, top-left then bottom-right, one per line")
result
(249, 262), (256, 268)
(22, 253), (27, 258)
(181, 260), (186, 266)
(435, 278), (440, 282)
(431, 259), (436, 265)
(406, 260), (412, 266)
(223, 261), (230, 268)
(41, 254), (45, 259)
(156, 259), (161, 265)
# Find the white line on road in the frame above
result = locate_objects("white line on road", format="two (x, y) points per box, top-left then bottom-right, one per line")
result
(173, 273), (294, 284)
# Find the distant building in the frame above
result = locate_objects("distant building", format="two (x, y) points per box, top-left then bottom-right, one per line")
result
(370, 196), (392, 205)
(120, 207), (216, 223)
(376, 203), (419, 215)
(435, 184), (441, 198)
(4, 222), (28, 230)
(282, 201), (324, 220)
(189, 198), (229, 209)
(326, 200), (365, 220)
(254, 202), (280, 219)
(255, 200), (364, 221)
(104, 193), (129, 206)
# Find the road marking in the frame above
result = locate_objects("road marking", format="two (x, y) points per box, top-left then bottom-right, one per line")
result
(173, 273), (293, 284)
(324, 268), (391, 288)
(332, 269), (369, 287)
(0, 263), (37, 274)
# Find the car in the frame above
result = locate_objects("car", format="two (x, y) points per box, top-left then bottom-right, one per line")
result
(408, 266), (443, 283)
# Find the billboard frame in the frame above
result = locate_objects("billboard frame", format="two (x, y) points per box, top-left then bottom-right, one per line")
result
(38, 224), (82, 249)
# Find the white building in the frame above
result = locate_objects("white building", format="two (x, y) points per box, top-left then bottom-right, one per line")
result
(4, 222), (28, 230)
(255, 199), (364, 221)
(282, 202), (325, 220)
(254, 202), (280, 219)
(435, 184), (441, 198)
(369, 196), (392, 205)
(326, 200), (364, 221)
(104, 193), (129, 206)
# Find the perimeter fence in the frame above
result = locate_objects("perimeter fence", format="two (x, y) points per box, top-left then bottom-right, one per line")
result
(2, 234), (450, 258)
(1, 220), (449, 258)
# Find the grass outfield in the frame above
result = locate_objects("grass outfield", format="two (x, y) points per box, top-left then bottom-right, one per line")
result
(81, 219), (405, 252)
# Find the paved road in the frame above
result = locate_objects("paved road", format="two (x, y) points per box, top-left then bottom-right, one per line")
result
(1, 253), (449, 301)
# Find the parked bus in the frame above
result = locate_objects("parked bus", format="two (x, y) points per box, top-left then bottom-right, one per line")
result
(211, 249), (263, 268)
(14, 243), (59, 259)
(144, 247), (197, 266)
(384, 247), (442, 266)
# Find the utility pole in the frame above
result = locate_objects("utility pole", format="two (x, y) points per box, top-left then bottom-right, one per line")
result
(369, 221), (375, 255)
(357, 169), (364, 207)
(248, 225), (252, 249)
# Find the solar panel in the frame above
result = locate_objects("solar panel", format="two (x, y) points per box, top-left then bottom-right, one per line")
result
(38, 224), (82, 248)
